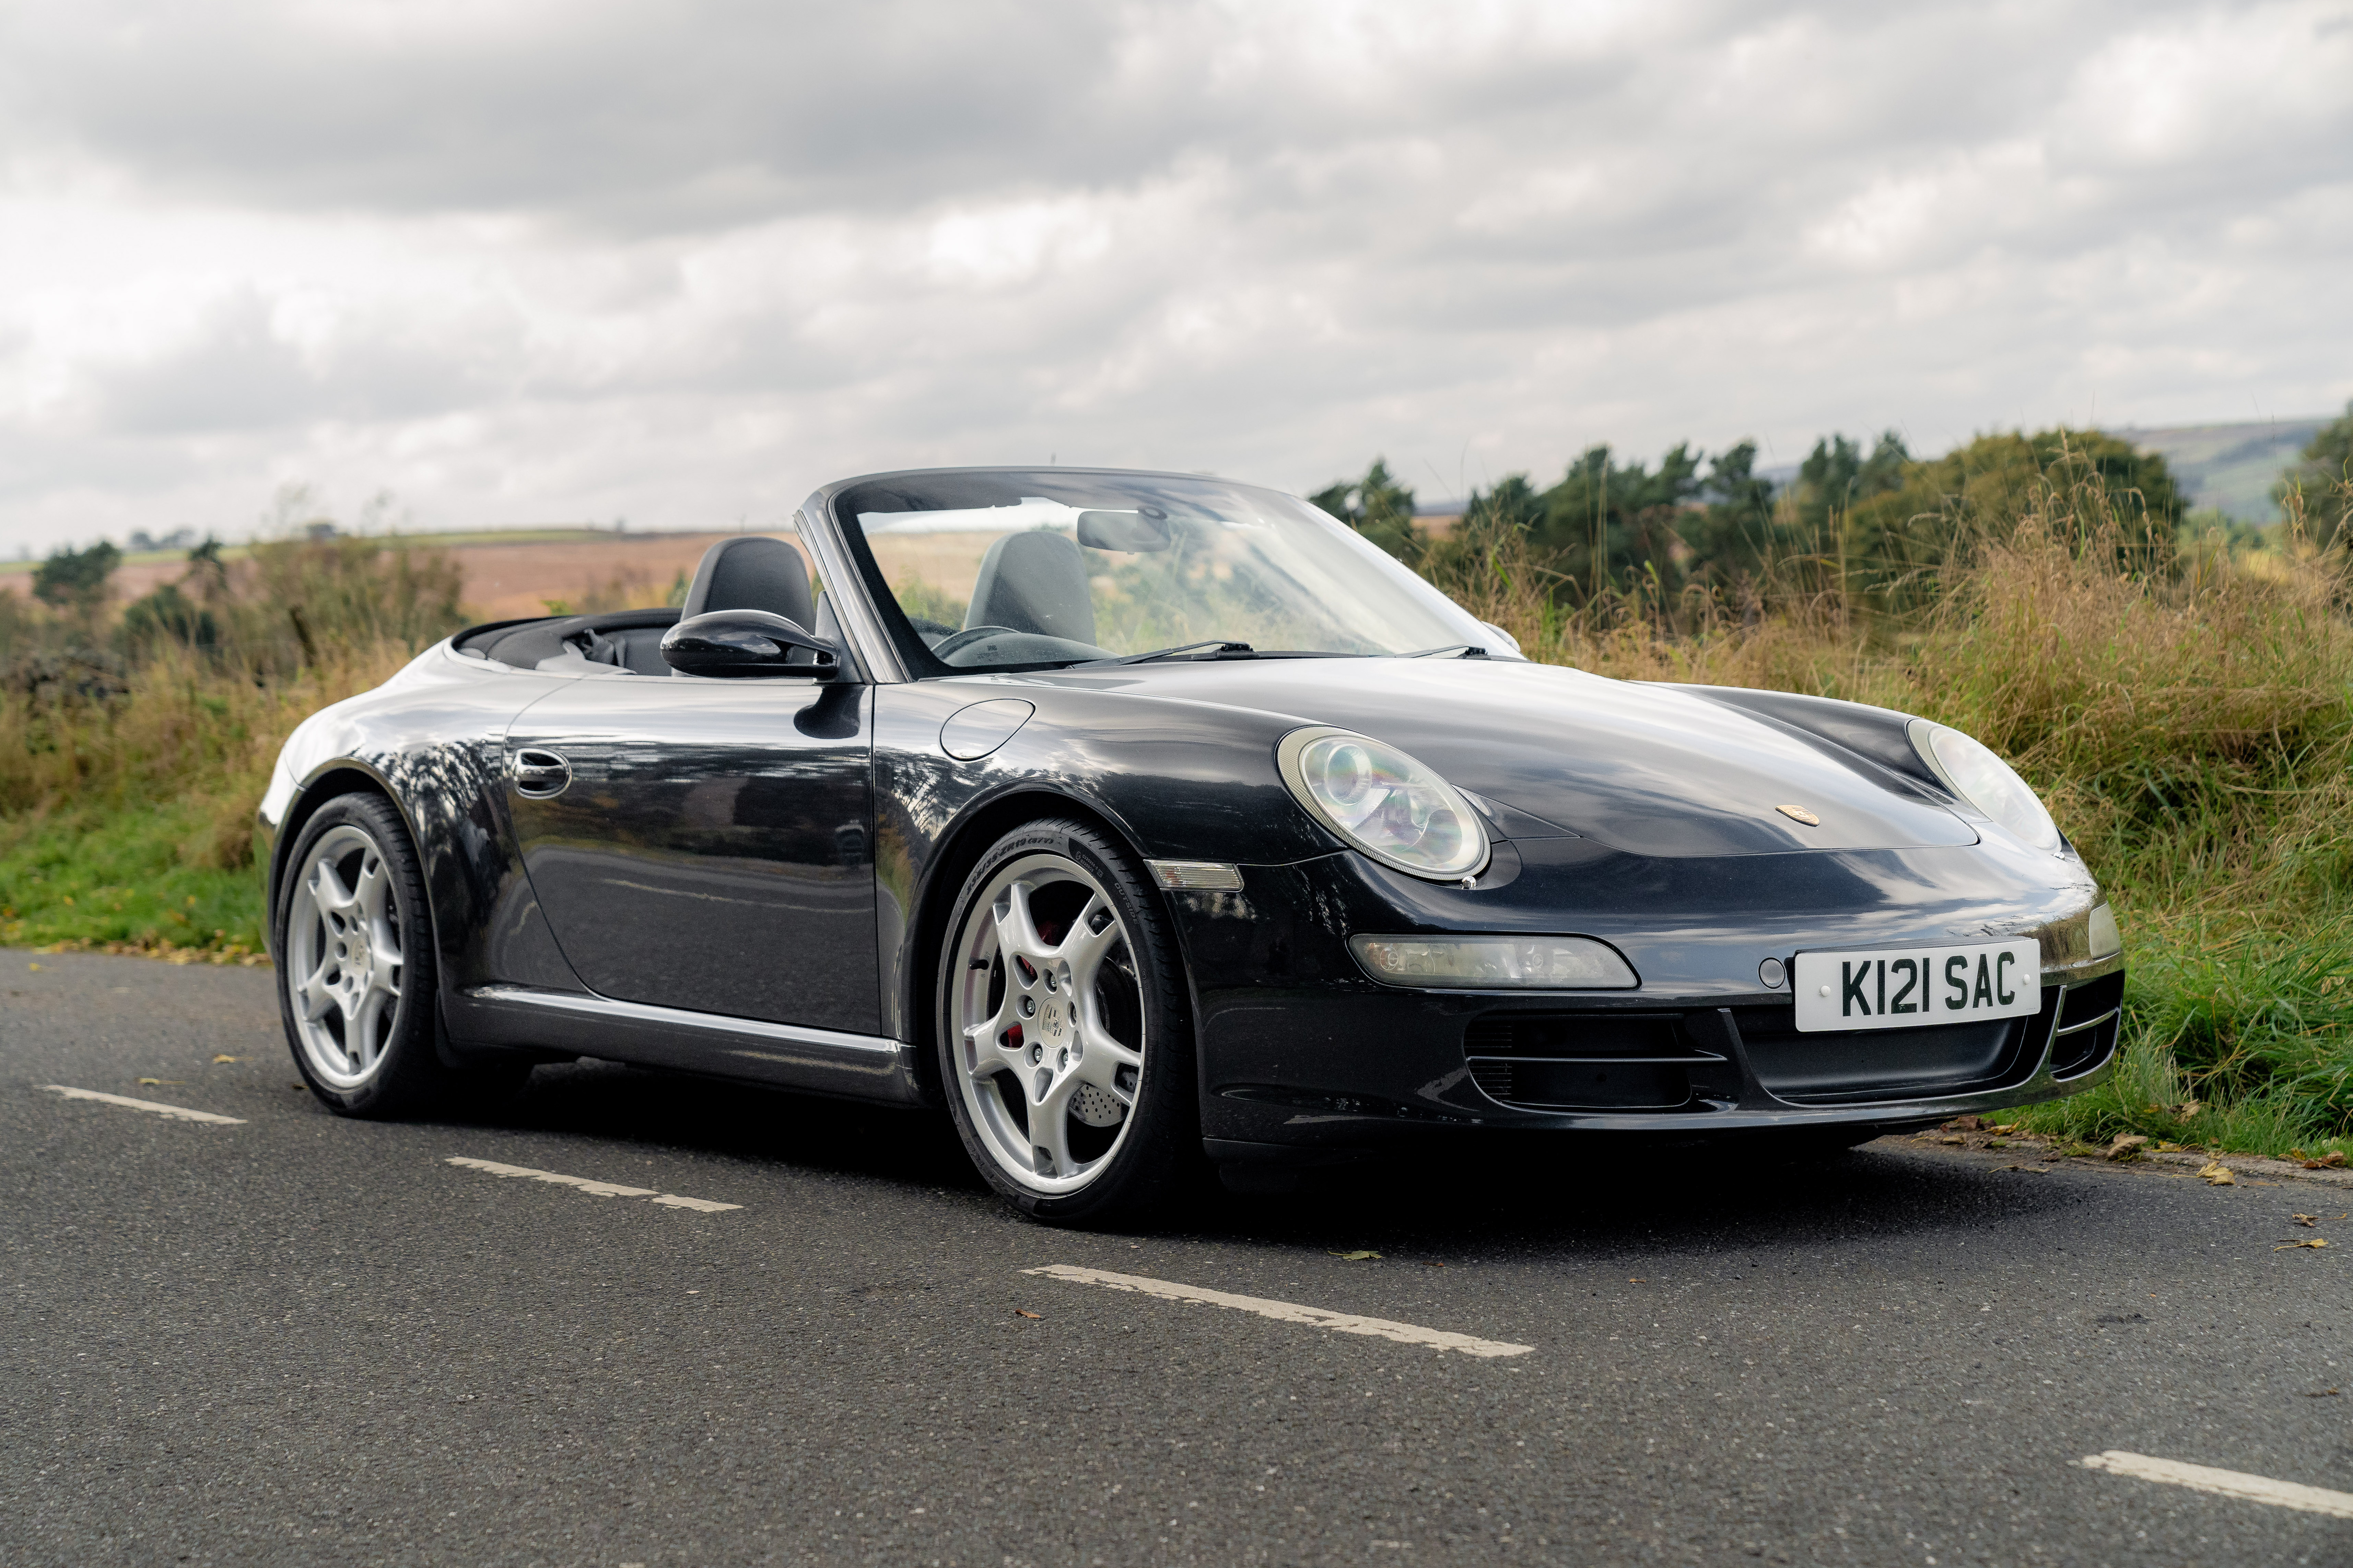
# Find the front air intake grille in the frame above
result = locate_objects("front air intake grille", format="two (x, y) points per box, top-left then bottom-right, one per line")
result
(2058, 971), (2125, 1031)
(1464, 1011), (1716, 1111)
(1729, 986), (2058, 1105)
(2049, 971), (2126, 1079)
(1464, 1013), (1691, 1059)
(2048, 1012), (2120, 1079)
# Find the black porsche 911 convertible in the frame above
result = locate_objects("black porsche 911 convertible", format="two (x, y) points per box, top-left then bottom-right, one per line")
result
(259, 465), (2124, 1222)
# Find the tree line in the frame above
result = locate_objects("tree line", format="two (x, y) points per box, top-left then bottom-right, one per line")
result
(1315, 402), (2353, 616)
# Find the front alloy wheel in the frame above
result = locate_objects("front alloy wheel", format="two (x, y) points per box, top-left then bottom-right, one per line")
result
(939, 821), (1193, 1222)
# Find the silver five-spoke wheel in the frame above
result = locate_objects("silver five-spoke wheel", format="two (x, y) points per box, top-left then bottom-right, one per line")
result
(948, 851), (1148, 1196)
(284, 823), (407, 1090)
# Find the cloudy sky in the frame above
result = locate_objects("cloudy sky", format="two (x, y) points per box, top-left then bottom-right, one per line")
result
(2, 0), (2348, 551)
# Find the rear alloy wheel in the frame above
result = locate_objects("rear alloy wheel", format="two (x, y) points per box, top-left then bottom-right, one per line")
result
(938, 821), (1194, 1224)
(277, 792), (526, 1117)
(285, 820), (408, 1091)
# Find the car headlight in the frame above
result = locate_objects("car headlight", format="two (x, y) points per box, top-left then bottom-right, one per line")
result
(1908, 720), (2060, 851)
(1277, 726), (1488, 880)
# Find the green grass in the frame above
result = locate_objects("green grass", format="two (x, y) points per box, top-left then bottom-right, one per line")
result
(0, 804), (268, 962)
(2002, 912), (2353, 1161)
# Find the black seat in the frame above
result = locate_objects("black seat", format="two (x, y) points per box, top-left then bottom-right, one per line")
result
(965, 531), (1096, 646)
(680, 535), (816, 628)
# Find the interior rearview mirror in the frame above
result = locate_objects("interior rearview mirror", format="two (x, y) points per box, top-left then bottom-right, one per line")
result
(661, 609), (841, 679)
(1075, 509), (1173, 553)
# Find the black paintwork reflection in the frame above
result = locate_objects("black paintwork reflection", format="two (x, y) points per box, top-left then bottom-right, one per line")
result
(1018, 658), (1977, 856)
(267, 592), (2108, 1143)
(505, 679), (879, 1031)
(262, 655), (564, 994)
(868, 680), (1332, 1041)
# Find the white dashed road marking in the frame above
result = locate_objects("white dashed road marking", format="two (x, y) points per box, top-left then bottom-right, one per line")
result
(43, 1085), (245, 1125)
(445, 1156), (741, 1212)
(1025, 1264), (1535, 1358)
(2080, 1451), (2353, 1519)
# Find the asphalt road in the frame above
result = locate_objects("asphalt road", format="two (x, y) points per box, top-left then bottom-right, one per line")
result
(4, 950), (2348, 1567)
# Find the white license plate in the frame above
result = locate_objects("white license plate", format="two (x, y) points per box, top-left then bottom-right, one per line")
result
(1792, 940), (2041, 1033)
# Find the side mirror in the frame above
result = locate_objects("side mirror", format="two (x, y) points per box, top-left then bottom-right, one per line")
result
(660, 609), (842, 680)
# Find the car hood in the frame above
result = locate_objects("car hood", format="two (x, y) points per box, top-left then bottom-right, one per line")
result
(1038, 657), (1975, 857)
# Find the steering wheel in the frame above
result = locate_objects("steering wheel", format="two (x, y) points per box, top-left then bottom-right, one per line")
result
(930, 625), (1018, 660)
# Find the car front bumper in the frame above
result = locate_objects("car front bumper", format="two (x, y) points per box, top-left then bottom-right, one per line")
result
(1168, 839), (2124, 1152)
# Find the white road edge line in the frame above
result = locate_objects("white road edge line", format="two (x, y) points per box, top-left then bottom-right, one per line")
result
(2080, 1451), (2353, 1520)
(43, 1085), (245, 1125)
(1024, 1264), (1534, 1358)
(446, 1156), (741, 1213)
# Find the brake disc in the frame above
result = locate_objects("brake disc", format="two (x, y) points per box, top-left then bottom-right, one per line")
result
(1071, 1083), (1126, 1128)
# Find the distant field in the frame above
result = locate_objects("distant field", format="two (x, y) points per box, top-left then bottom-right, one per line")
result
(3, 528), (744, 623)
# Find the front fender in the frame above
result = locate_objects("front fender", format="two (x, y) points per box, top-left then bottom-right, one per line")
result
(870, 679), (1338, 1046)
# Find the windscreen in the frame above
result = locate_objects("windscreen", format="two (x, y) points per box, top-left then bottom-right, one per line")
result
(833, 470), (1495, 674)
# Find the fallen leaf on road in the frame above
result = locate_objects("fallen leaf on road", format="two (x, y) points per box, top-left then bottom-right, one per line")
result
(1999, 1164), (2051, 1174)
(2303, 1388), (2341, 1398)
(2197, 1160), (2236, 1186)
(1013, 1309), (1041, 1319)
(2292, 1214), (2320, 1227)
(2297, 1151), (2347, 1169)
(211, 1054), (242, 1064)
(2273, 1238), (2328, 1250)
(1420, 1261), (1448, 1268)
(1330, 1250), (1382, 1261)
(27, 963), (40, 971)
(136, 1078), (184, 1086)
(1988, 1123), (2020, 1135)
(2105, 1135), (2149, 1161)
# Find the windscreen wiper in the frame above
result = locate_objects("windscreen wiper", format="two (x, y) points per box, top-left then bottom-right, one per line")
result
(1080, 640), (1256, 667)
(1397, 644), (1488, 658)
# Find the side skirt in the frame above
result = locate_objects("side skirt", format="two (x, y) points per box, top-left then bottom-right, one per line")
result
(450, 985), (926, 1107)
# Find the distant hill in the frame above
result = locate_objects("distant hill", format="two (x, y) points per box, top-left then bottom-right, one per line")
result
(1751, 418), (2327, 524)
(2118, 418), (2326, 523)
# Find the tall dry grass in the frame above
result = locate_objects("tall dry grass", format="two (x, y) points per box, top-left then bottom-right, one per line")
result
(0, 535), (466, 958)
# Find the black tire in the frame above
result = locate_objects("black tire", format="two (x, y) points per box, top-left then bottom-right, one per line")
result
(935, 818), (1198, 1226)
(275, 791), (528, 1118)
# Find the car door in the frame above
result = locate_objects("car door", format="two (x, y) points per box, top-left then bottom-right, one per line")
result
(502, 673), (879, 1034)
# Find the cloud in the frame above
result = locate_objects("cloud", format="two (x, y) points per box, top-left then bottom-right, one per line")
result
(0, 0), (2348, 551)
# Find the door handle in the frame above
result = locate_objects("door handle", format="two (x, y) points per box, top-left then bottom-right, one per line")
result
(512, 748), (572, 798)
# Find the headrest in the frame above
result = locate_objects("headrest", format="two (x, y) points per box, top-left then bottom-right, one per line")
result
(965, 531), (1096, 646)
(681, 536), (815, 628)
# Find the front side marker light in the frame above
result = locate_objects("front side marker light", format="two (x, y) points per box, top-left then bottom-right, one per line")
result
(1349, 934), (1638, 990)
(1148, 860), (1244, 891)
(2088, 903), (2121, 959)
